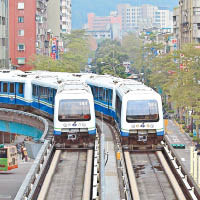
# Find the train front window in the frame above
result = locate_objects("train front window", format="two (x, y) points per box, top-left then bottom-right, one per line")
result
(126, 100), (159, 122)
(58, 99), (91, 121)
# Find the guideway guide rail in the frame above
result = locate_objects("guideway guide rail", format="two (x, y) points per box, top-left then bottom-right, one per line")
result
(124, 150), (186, 200)
(37, 149), (93, 200)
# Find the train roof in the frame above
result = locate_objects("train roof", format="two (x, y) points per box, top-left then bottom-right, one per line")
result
(86, 74), (123, 89)
(57, 81), (91, 94)
(0, 70), (32, 82)
(117, 80), (160, 98)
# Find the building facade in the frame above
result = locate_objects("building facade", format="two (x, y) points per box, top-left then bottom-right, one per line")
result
(9, 0), (49, 71)
(47, 0), (71, 38)
(0, 0), (9, 69)
(85, 12), (122, 41)
(117, 4), (173, 33)
(175, 0), (200, 47)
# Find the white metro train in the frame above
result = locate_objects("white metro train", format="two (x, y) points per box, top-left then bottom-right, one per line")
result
(85, 74), (164, 146)
(0, 70), (163, 147)
(0, 70), (96, 147)
(53, 81), (96, 147)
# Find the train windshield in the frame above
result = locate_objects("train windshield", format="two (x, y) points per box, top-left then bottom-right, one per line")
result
(126, 100), (159, 122)
(58, 99), (91, 121)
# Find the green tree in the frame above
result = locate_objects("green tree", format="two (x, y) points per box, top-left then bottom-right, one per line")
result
(29, 29), (91, 72)
(93, 39), (128, 78)
(121, 33), (143, 73)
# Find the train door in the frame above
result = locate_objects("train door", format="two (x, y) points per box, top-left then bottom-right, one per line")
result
(1, 82), (9, 103)
(8, 82), (16, 104)
(16, 82), (24, 105)
(48, 88), (56, 114)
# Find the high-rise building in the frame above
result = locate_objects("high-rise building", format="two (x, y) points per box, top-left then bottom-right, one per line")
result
(173, 7), (180, 48)
(175, 0), (200, 47)
(47, 0), (71, 37)
(9, 0), (49, 71)
(117, 4), (173, 33)
(0, 0), (9, 69)
(85, 12), (122, 41)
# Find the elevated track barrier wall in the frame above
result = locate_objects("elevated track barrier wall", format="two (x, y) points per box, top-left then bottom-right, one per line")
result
(0, 108), (52, 200)
(0, 108), (48, 142)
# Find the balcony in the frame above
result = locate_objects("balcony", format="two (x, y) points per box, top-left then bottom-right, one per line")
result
(193, 29), (200, 38)
(193, 0), (200, 7)
(62, 17), (67, 21)
(193, 15), (200, 24)
(61, 2), (66, 6)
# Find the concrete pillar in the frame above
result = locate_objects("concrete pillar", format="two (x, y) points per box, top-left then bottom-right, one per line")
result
(194, 151), (198, 182)
(190, 146), (194, 177)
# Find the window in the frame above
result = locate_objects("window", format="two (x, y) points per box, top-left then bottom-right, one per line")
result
(18, 2), (24, 9)
(17, 57), (25, 64)
(126, 100), (159, 123)
(18, 44), (25, 51)
(3, 83), (7, 93)
(18, 83), (23, 94)
(18, 30), (24, 36)
(18, 16), (24, 23)
(2, 17), (5, 25)
(116, 94), (122, 121)
(32, 85), (37, 97)
(10, 83), (14, 93)
(58, 99), (91, 122)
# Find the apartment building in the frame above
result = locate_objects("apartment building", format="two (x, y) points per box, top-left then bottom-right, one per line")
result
(175, 0), (200, 46)
(86, 12), (122, 41)
(9, 0), (49, 71)
(47, 0), (71, 37)
(0, 0), (9, 69)
(117, 4), (173, 32)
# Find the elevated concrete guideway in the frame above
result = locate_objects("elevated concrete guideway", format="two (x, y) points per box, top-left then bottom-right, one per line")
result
(0, 108), (50, 199)
(96, 119), (121, 200)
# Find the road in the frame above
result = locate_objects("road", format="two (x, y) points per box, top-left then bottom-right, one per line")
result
(165, 119), (194, 171)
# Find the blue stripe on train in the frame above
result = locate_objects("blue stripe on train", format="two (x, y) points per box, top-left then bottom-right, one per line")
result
(94, 103), (115, 118)
(120, 130), (165, 137)
(0, 96), (30, 106)
(88, 129), (96, 135)
(156, 130), (164, 136)
(54, 130), (61, 135)
(54, 129), (96, 135)
(32, 102), (54, 115)
(121, 131), (129, 137)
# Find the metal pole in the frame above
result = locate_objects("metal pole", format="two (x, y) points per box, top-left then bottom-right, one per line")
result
(190, 146), (194, 177)
(100, 112), (105, 200)
(194, 151), (198, 183)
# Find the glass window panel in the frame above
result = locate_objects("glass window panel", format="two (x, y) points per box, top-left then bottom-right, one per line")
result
(58, 99), (91, 122)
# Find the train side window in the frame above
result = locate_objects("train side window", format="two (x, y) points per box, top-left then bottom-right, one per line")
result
(3, 82), (8, 93)
(109, 89), (113, 105)
(18, 83), (24, 94)
(103, 89), (107, 102)
(49, 88), (53, 103)
(10, 83), (14, 93)
(116, 94), (122, 120)
(94, 87), (98, 99)
(99, 87), (103, 100)
(32, 85), (37, 97)
(52, 89), (57, 104)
